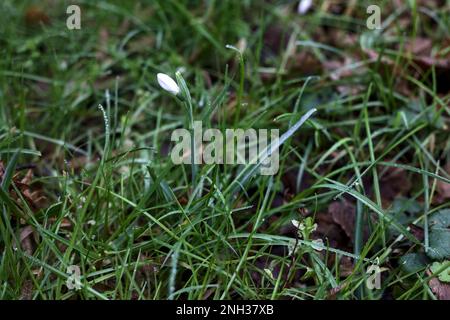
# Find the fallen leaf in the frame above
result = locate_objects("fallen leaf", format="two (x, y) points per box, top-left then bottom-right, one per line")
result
(339, 256), (354, 277)
(435, 180), (450, 203)
(435, 163), (450, 203)
(329, 199), (356, 241)
(427, 269), (450, 300)
(24, 6), (50, 27)
(13, 169), (46, 210)
(19, 226), (35, 255)
(0, 161), (5, 183)
(127, 35), (155, 54)
(409, 224), (425, 242)
(378, 166), (412, 206)
(20, 280), (33, 300)
(313, 211), (349, 250)
(327, 283), (347, 300)
(404, 37), (432, 56)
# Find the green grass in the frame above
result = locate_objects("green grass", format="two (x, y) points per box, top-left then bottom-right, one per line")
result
(0, 0), (449, 300)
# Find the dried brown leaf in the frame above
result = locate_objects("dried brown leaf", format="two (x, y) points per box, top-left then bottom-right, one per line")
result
(20, 280), (33, 300)
(378, 166), (411, 206)
(19, 226), (35, 255)
(24, 6), (50, 27)
(329, 200), (356, 241)
(427, 269), (450, 300)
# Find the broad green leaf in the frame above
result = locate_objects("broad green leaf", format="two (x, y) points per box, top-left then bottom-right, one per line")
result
(430, 261), (450, 283)
(427, 209), (450, 260)
(399, 253), (429, 274)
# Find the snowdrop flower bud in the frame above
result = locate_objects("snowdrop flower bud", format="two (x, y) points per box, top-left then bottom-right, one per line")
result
(157, 73), (180, 95)
(298, 0), (312, 15)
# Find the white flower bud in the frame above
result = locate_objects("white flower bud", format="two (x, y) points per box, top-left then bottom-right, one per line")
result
(157, 73), (180, 95)
(298, 0), (312, 15)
